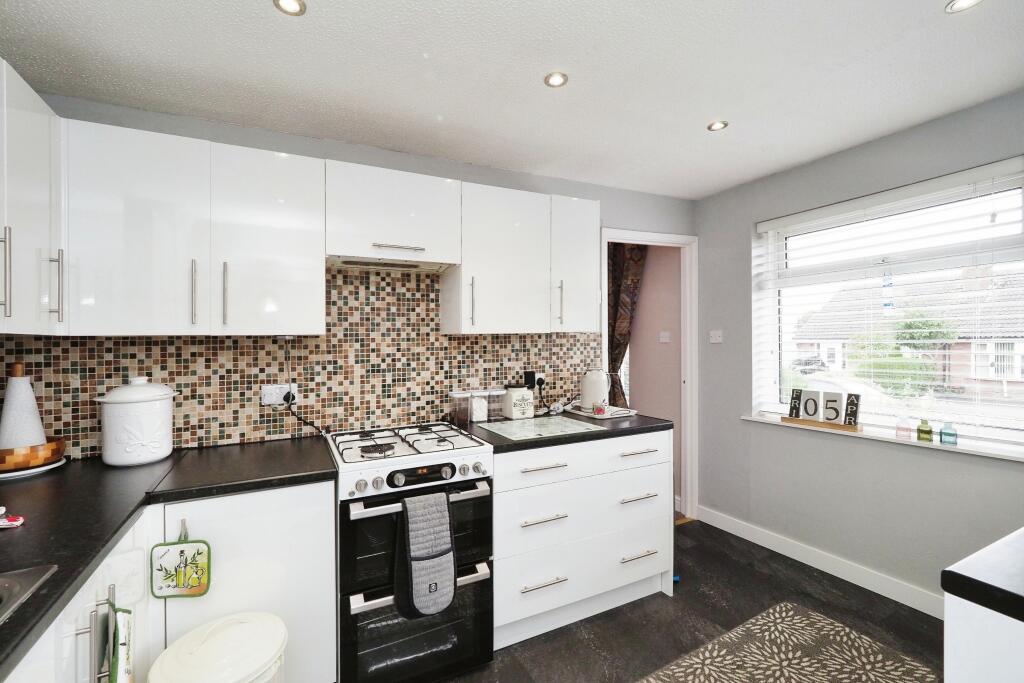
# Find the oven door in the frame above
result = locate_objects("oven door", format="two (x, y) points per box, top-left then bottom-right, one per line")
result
(341, 561), (493, 683)
(338, 478), (492, 595)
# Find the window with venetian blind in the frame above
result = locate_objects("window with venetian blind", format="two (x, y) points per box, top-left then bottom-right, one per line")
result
(752, 158), (1024, 452)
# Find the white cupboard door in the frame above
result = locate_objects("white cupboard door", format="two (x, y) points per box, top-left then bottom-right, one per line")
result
(4, 621), (57, 683)
(551, 195), (600, 332)
(1, 62), (56, 334)
(326, 161), (460, 264)
(164, 483), (337, 683)
(461, 183), (551, 333)
(67, 121), (211, 335)
(211, 145), (326, 335)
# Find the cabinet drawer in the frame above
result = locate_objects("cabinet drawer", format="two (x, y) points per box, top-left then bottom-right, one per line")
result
(493, 462), (672, 559)
(493, 430), (672, 493)
(494, 517), (671, 626)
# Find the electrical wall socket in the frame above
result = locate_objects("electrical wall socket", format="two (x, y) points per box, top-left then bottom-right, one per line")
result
(261, 383), (299, 406)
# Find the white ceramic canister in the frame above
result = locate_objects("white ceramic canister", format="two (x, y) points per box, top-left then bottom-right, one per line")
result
(502, 383), (534, 420)
(95, 376), (177, 466)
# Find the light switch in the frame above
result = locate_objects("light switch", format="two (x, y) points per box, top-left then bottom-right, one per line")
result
(658, 331), (671, 343)
(709, 329), (723, 344)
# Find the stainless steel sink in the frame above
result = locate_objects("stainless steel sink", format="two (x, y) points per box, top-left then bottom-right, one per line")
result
(0, 565), (57, 626)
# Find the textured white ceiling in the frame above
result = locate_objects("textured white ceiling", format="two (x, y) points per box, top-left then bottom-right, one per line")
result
(1, 1), (1022, 199)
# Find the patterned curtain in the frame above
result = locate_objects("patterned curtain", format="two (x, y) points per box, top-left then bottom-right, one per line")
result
(607, 243), (647, 407)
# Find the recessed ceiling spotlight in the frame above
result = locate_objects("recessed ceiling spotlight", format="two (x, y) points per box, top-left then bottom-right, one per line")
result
(706, 120), (729, 132)
(945, 0), (984, 12)
(273, 0), (306, 16)
(544, 72), (568, 88)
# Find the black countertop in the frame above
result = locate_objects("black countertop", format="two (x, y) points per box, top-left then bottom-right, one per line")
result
(466, 412), (673, 453)
(149, 437), (336, 503)
(941, 525), (1024, 623)
(0, 436), (334, 680)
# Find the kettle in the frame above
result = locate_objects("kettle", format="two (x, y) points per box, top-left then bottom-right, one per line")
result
(580, 368), (611, 410)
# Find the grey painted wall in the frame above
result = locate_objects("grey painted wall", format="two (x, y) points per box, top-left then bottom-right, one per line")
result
(44, 94), (694, 236)
(694, 88), (1024, 595)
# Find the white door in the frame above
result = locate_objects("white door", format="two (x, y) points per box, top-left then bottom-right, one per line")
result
(1, 61), (57, 334)
(461, 183), (551, 333)
(551, 195), (600, 332)
(66, 121), (211, 335)
(211, 144), (325, 335)
(164, 483), (336, 683)
(326, 160), (461, 264)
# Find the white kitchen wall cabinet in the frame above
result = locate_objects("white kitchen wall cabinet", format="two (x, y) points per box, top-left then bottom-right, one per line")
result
(66, 120), (212, 335)
(211, 144), (326, 335)
(163, 482), (336, 683)
(0, 60), (62, 335)
(440, 183), (551, 334)
(550, 195), (600, 332)
(326, 160), (460, 267)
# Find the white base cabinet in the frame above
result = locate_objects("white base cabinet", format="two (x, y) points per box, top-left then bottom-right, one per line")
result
(492, 430), (674, 648)
(4, 505), (164, 683)
(945, 594), (1024, 683)
(163, 482), (336, 683)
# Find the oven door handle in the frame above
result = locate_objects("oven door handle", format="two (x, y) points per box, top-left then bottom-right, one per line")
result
(348, 480), (491, 520)
(349, 562), (491, 615)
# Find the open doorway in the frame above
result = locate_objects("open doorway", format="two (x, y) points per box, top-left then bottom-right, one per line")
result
(602, 229), (699, 519)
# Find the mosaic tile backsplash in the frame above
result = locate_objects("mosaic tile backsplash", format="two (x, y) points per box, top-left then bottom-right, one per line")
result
(0, 269), (601, 458)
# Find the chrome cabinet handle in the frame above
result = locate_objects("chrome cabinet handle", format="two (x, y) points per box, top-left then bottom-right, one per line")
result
(371, 242), (426, 252)
(469, 276), (476, 325)
(221, 261), (228, 325)
(1, 225), (11, 317)
(620, 492), (658, 505)
(74, 585), (115, 681)
(520, 512), (568, 528)
(521, 576), (568, 594)
(349, 562), (490, 614)
(619, 448), (658, 457)
(520, 462), (567, 474)
(47, 248), (64, 322)
(621, 549), (659, 564)
(558, 279), (564, 325)
(348, 481), (490, 520)
(190, 258), (198, 325)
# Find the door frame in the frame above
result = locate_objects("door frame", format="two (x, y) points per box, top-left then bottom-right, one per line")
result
(601, 228), (699, 519)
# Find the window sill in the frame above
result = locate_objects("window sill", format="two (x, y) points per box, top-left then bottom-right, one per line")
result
(741, 413), (1024, 465)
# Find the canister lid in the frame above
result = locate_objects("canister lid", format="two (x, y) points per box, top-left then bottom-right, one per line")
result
(95, 376), (178, 404)
(504, 382), (526, 389)
(149, 612), (287, 683)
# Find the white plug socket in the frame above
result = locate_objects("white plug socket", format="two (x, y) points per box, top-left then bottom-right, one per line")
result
(261, 383), (299, 406)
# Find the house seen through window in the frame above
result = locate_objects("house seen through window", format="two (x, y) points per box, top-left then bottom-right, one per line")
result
(753, 172), (1024, 449)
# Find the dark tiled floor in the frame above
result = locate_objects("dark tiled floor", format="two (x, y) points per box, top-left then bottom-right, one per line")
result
(454, 521), (943, 682)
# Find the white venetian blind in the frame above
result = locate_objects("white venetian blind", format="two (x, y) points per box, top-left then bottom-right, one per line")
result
(752, 158), (1024, 449)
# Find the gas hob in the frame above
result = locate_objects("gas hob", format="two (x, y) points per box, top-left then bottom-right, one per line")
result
(325, 422), (494, 500)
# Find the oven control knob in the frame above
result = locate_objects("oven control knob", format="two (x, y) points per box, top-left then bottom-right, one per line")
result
(441, 465), (454, 480)
(393, 472), (406, 487)
(472, 462), (487, 476)
(355, 479), (368, 493)
(458, 464), (470, 477)
(372, 476), (385, 490)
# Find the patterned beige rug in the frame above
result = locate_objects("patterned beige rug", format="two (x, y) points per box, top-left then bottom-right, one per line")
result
(640, 602), (937, 682)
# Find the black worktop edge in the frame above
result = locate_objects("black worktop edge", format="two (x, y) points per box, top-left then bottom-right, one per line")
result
(941, 567), (1024, 623)
(482, 418), (673, 454)
(146, 468), (337, 504)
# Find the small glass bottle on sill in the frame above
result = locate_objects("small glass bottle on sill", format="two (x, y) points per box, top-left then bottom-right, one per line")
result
(895, 417), (914, 440)
(940, 422), (958, 446)
(916, 419), (933, 443)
